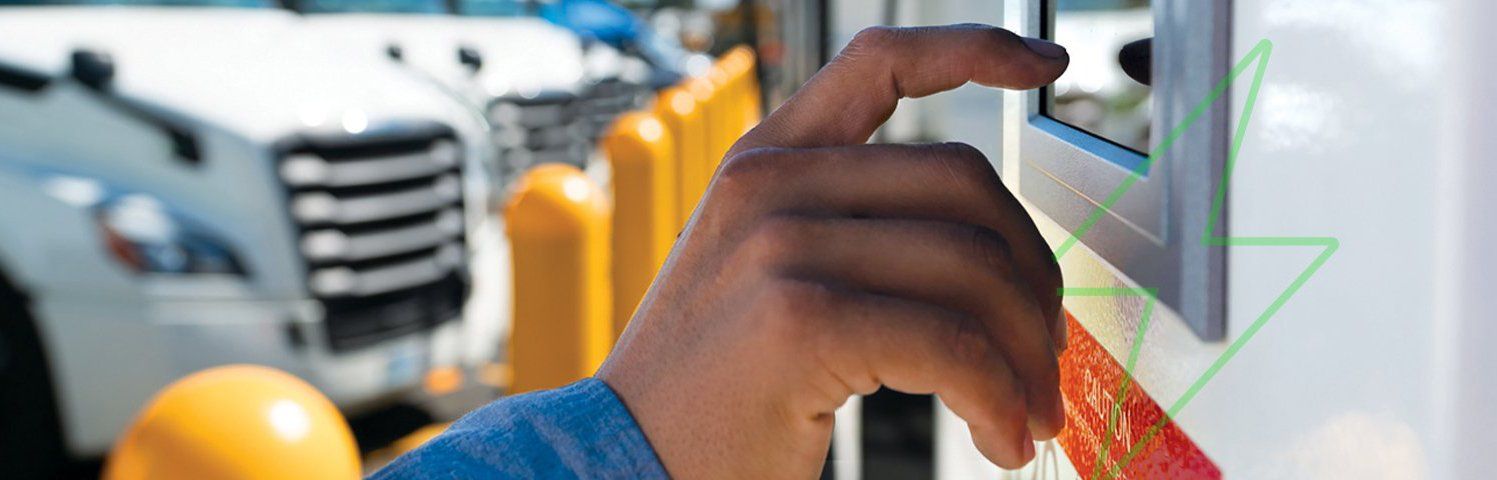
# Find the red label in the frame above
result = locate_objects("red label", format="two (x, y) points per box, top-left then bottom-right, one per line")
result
(1055, 312), (1221, 480)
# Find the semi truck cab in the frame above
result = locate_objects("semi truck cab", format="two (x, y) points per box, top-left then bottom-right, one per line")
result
(289, 0), (635, 182)
(0, 2), (495, 471)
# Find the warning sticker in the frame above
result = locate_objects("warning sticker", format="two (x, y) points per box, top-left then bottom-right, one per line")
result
(1055, 313), (1221, 480)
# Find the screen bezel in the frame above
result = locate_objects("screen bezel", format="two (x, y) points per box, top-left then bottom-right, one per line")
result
(1008, 0), (1229, 340)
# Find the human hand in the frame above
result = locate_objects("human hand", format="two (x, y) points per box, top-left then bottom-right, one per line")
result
(596, 24), (1070, 478)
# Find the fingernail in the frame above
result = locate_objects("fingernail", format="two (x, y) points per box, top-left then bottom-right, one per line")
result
(1022, 37), (1068, 60)
(1022, 430), (1036, 460)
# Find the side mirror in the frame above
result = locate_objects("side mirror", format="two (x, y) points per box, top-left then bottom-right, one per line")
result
(458, 46), (483, 73)
(70, 49), (115, 91)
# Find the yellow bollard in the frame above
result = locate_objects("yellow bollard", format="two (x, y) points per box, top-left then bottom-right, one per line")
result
(708, 64), (740, 164)
(720, 53), (747, 141)
(687, 76), (723, 187)
(746, 60), (763, 124)
(654, 86), (707, 227)
(729, 47), (763, 128)
(720, 49), (747, 134)
(505, 164), (613, 394)
(603, 111), (678, 339)
(104, 365), (360, 480)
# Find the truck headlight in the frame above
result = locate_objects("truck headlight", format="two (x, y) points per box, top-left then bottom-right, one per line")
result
(95, 194), (247, 276)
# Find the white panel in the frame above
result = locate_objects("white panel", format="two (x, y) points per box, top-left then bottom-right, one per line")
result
(940, 0), (1473, 478)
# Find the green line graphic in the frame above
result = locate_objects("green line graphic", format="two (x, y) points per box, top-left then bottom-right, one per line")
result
(1045, 39), (1341, 479)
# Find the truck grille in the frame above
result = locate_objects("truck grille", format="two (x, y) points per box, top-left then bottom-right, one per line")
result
(276, 123), (467, 352)
(488, 92), (590, 179)
(486, 81), (649, 181)
(578, 78), (650, 141)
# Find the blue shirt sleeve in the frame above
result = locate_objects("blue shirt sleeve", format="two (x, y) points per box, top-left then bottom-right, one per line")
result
(369, 378), (669, 480)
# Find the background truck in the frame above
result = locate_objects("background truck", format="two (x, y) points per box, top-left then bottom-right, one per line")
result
(289, 0), (658, 185)
(0, 3), (498, 477)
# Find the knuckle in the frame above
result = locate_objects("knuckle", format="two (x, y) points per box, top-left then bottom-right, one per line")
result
(849, 26), (899, 51)
(947, 320), (993, 367)
(952, 146), (995, 176)
(714, 147), (783, 197)
(752, 282), (812, 345)
(937, 141), (988, 163)
(959, 225), (1016, 277)
(744, 215), (811, 263)
(764, 277), (835, 320)
(927, 142), (995, 179)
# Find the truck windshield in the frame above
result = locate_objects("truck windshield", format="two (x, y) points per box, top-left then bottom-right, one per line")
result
(296, 0), (445, 14)
(1058, 0), (1142, 10)
(0, 0), (272, 7)
(455, 0), (524, 16)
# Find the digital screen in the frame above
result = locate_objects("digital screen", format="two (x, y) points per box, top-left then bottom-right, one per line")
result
(1046, 0), (1153, 154)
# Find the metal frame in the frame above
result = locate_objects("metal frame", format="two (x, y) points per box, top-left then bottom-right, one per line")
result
(1009, 0), (1229, 339)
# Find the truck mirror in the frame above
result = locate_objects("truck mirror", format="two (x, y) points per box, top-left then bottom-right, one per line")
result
(458, 46), (483, 72)
(70, 49), (114, 91)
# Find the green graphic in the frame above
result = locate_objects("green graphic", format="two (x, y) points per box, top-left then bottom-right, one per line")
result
(1047, 39), (1341, 480)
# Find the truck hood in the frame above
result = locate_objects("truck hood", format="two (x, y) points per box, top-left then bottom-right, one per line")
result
(300, 15), (588, 100)
(0, 7), (470, 143)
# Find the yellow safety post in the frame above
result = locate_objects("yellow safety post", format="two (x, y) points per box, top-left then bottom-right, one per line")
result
(719, 49), (747, 136)
(719, 53), (747, 142)
(746, 59), (763, 123)
(104, 365), (360, 480)
(505, 164), (613, 394)
(604, 111), (677, 339)
(654, 86), (707, 227)
(728, 46), (763, 128)
(708, 64), (740, 164)
(687, 76), (723, 187)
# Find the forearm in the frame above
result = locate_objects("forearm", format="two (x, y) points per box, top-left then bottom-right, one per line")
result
(370, 378), (667, 480)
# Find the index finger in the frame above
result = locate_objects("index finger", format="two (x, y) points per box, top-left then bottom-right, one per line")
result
(731, 24), (1068, 154)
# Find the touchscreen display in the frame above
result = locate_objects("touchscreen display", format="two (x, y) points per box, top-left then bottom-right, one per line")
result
(1046, 0), (1153, 154)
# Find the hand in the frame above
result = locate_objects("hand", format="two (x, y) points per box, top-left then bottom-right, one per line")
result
(596, 24), (1070, 478)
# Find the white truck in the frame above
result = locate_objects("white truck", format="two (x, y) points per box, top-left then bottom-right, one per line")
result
(288, 0), (652, 183)
(0, 3), (497, 476)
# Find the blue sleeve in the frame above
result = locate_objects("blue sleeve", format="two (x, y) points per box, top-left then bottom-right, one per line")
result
(369, 378), (669, 480)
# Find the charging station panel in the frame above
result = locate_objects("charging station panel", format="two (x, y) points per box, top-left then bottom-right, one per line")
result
(1011, 0), (1230, 339)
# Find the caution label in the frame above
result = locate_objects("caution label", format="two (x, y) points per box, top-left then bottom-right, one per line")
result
(1055, 313), (1221, 480)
